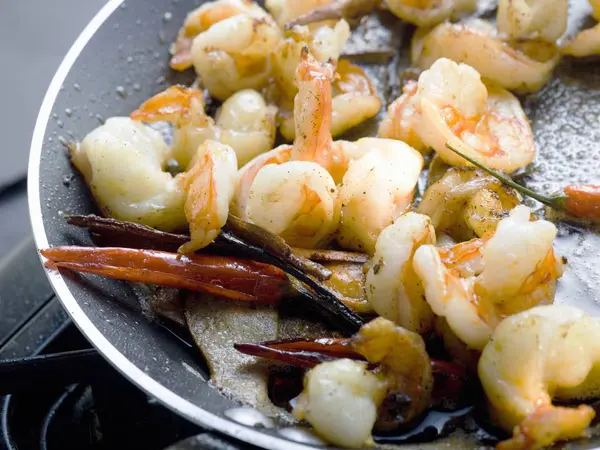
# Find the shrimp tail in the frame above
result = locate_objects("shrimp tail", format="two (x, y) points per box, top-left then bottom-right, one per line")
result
(497, 405), (595, 450)
(41, 246), (288, 304)
(130, 86), (207, 126)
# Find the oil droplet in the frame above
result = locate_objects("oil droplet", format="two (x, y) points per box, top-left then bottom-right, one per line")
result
(58, 136), (68, 147)
(57, 120), (64, 128)
(156, 75), (166, 85)
(133, 83), (141, 91)
(65, 108), (73, 117)
(62, 174), (74, 187)
(52, 113), (58, 119)
(163, 11), (172, 22)
(127, 56), (133, 63)
(73, 83), (81, 91)
(116, 86), (127, 98)
(95, 114), (104, 124)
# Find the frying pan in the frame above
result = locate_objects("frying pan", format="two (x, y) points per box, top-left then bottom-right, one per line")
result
(27, 0), (600, 448)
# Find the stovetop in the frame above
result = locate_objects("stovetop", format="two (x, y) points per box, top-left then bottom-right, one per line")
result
(0, 239), (252, 450)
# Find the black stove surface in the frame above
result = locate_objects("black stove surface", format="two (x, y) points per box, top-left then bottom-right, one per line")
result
(0, 239), (251, 450)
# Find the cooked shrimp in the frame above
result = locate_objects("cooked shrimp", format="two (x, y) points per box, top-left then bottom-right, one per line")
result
(272, 20), (350, 104)
(413, 20), (560, 93)
(413, 205), (564, 350)
(169, 0), (271, 71)
(290, 49), (349, 182)
(417, 167), (521, 241)
(293, 317), (433, 446)
(366, 212), (436, 334)
(415, 57), (536, 173)
(384, 0), (475, 27)
(280, 59), (382, 141)
(178, 140), (238, 253)
(231, 145), (293, 220)
(130, 86), (277, 168)
(293, 358), (386, 448)
(378, 80), (427, 153)
(479, 305), (600, 449)
(562, 23), (600, 57)
(246, 161), (340, 248)
(336, 139), (424, 253)
(497, 0), (567, 42)
(353, 317), (433, 431)
(190, 13), (281, 100)
(69, 117), (187, 231)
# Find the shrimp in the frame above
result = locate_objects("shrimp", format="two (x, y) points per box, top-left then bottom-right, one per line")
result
(280, 59), (382, 141)
(130, 86), (277, 168)
(169, 0), (271, 71)
(479, 305), (600, 449)
(289, 49), (350, 182)
(562, 23), (600, 57)
(413, 205), (564, 350)
(366, 212), (436, 334)
(384, 0), (476, 27)
(413, 20), (560, 93)
(245, 161), (340, 248)
(417, 167), (521, 241)
(231, 145), (293, 220)
(415, 57), (536, 173)
(293, 358), (387, 448)
(272, 20), (350, 104)
(293, 317), (433, 446)
(378, 80), (427, 153)
(496, 0), (568, 42)
(190, 13), (281, 100)
(336, 139), (424, 253)
(69, 117), (187, 231)
(178, 140), (238, 253)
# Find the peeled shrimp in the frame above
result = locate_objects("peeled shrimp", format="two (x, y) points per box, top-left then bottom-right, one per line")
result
(289, 49), (351, 182)
(280, 59), (382, 141)
(130, 86), (277, 168)
(190, 13), (281, 100)
(69, 117), (187, 231)
(246, 161), (340, 248)
(384, 0), (475, 27)
(497, 0), (567, 42)
(231, 145), (292, 220)
(562, 23), (600, 57)
(336, 139), (424, 253)
(378, 80), (426, 153)
(293, 358), (386, 448)
(413, 20), (560, 93)
(479, 305), (600, 449)
(169, 0), (272, 71)
(294, 317), (433, 446)
(415, 57), (536, 173)
(417, 167), (521, 241)
(178, 140), (238, 253)
(413, 205), (564, 350)
(366, 212), (436, 334)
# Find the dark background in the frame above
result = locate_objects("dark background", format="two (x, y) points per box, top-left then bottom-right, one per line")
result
(0, 0), (106, 257)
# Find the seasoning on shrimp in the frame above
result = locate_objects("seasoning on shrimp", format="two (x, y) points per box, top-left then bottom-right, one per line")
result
(479, 305), (600, 449)
(131, 86), (277, 168)
(413, 205), (564, 350)
(413, 19), (560, 93)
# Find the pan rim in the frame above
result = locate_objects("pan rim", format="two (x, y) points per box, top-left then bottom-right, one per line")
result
(27, 1), (313, 448)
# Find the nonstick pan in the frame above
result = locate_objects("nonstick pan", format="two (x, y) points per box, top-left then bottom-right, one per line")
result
(28, 0), (600, 449)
